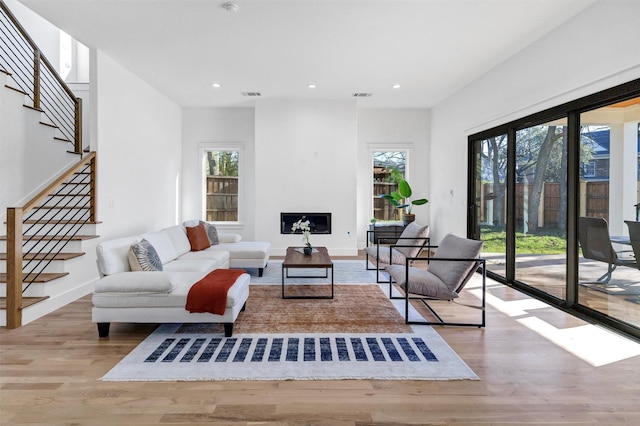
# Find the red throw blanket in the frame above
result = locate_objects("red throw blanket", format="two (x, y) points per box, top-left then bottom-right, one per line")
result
(186, 269), (246, 315)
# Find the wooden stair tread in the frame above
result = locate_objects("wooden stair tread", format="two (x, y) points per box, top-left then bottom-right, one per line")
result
(0, 234), (98, 241)
(39, 121), (58, 129)
(23, 104), (44, 112)
(0, 252), (84, 261)
(0, 272), (69, 283)
(0, 296), (49, 310)
(54, 136), (72, 143)
(4, 84), (27, 95)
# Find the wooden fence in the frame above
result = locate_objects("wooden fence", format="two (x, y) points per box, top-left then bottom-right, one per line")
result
(206, 176), (238, 222)
(373, 182), (400, 221)
(479, 181), (613, 227)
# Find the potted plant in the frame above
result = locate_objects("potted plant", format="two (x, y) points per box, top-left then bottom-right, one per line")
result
(291, 219), (313, 255)
(381, 179), (429, 225)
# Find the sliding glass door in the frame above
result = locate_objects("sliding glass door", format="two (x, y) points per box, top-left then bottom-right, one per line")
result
(467, 80), (640, 339)
(577, 101), (640, 328)
(472, 135), (508, 276)
(514, 120), (568, 300)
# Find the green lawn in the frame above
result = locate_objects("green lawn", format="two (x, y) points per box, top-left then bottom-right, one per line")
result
(480, 226), (566, 254)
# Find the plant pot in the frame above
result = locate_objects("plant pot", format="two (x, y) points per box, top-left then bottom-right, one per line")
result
(402, 214), (415, 226)
(303, 246), (313, 255)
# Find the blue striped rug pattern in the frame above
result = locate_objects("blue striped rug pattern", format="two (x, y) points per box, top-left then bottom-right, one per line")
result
(145, 335), (438, 364)
(101, 325), (478, 381)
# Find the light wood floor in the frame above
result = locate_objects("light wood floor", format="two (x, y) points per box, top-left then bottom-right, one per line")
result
(1, 256), (640, 424)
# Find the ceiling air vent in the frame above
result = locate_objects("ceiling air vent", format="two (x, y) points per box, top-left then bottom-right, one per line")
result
(352, 92), (372, 97)
(241, 92), (262, 97)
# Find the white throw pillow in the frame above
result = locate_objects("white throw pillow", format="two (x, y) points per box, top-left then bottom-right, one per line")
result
(96, 236), (141, 276)
(162, 225), (191, 256)
(218, 233), (242, 243)
(139, 230), (178, 264)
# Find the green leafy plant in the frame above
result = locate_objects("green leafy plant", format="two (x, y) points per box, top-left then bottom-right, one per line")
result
(381, 179), (429, 214)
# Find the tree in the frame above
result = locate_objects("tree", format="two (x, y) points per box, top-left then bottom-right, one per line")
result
(528, 126), (560, 233)
(207, 151), (238, 177)
(480, 135), (507, 226)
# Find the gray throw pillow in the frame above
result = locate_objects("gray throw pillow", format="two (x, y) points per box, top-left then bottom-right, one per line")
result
(128, 239), (163, 272)
(427, 233), (483, 292)
(395, 222), (429, 258)
(200, 221), (219, 245)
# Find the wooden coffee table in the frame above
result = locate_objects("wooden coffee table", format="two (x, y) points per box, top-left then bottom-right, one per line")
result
(282, 246), (334, 299)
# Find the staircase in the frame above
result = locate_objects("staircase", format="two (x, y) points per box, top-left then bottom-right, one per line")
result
(1, 2), (99, 328)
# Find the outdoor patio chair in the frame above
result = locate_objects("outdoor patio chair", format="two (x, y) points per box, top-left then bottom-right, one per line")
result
(578, 216), (635, 283)
(364, 221), (429, 286)
(386, 233), (486, 327)
(624, 220), (640, 268)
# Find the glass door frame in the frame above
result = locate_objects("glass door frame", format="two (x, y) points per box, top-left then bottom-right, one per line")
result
(467, 78), (640, 340)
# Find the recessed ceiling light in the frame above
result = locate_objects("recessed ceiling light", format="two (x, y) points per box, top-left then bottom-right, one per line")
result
(211, 82), (221, 88)
(392, 84), (401, 89)
(307, 84), (317, 89)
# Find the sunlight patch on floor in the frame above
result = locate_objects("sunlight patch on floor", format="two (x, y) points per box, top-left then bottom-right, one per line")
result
(471, 280), (640, 366)
(517, 317), (640, 366)
(470, 288), (549, 317)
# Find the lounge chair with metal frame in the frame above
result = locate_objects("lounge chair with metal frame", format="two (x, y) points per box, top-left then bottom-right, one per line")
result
(578, 216), (635, 283)
(386, 233), (486, 328)
(364, 221), (429, 285)
(624, 220), (640, 269)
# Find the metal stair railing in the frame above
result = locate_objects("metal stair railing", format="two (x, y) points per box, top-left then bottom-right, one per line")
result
(0, 0), (82, 154)
(6, 152), (97, 329)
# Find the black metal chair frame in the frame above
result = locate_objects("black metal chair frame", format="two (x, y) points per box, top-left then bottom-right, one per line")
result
(365, 230), (430, 284)
(578, 216), (635, 284)
(394, 255), (487, 328)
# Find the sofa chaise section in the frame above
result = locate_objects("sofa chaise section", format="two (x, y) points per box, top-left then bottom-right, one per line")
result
(92, 271), (250, 337)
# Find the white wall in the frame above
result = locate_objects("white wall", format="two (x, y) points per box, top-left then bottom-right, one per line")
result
(255, 100), (358, 256)
(180, 105), (431, 253)
(430, 0), (640, 243)
(93, 50), (182, 238)
(181, 108), (255, 237)
(4, 0), (60, 72)
(357, 108), (430, 248)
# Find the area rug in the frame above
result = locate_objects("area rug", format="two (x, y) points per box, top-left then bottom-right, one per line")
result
(100, 285), (477, 381)
(181, 284), (412, 334)
(100, 326), (475, 381)
(249, 260), (390, 284)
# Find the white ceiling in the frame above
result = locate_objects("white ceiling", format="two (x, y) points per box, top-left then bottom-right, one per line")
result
(20, 0), (597, 108)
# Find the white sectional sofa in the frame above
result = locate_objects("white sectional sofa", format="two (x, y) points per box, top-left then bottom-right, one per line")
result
(92, 223), (270, 337)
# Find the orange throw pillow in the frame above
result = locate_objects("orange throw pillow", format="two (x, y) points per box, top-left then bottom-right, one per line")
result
(186, 223), (211, 251)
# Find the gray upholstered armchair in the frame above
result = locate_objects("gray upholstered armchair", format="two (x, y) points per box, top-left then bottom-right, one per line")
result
(364, 222), (429, 285)
(386, 233), (486, 328)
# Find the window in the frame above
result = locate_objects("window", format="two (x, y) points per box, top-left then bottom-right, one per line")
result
(583, 160), (596, 178)
(203, 149), (239, 222)
(372, 151), (406, 222)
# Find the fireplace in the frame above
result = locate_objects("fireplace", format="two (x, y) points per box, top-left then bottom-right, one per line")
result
(281, 212), (332, 234)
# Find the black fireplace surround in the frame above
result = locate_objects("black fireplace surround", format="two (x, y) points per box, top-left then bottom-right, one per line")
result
(281, 212), (332, 234)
